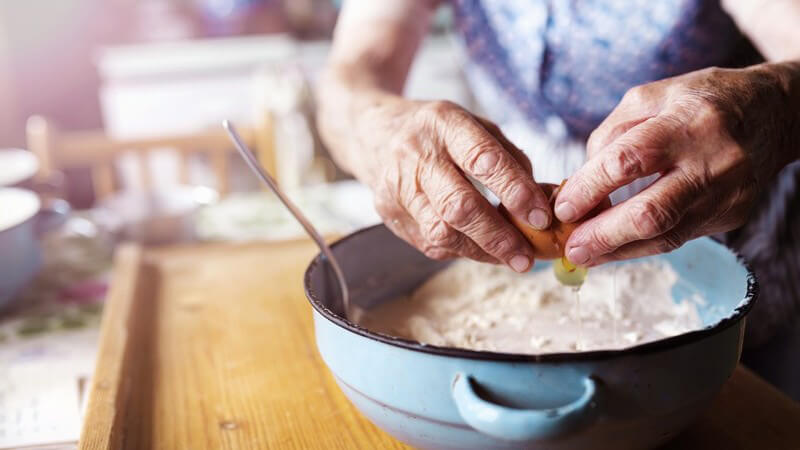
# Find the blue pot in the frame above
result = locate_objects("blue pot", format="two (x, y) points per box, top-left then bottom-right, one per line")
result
(305, 225), (756, 449)
(0, 188), (69, 309)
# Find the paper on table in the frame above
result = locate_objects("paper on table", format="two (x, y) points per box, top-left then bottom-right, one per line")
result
(0, 361), (84, 448)
(0, 327), (98, 449)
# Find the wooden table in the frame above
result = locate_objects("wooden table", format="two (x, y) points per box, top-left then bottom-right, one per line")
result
(79, 240), (800, 449)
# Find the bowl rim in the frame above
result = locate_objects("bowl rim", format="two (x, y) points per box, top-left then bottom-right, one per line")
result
(0, 187), (41, 233)
(304, 224), (758, 363)
(0, 148), (39, 187)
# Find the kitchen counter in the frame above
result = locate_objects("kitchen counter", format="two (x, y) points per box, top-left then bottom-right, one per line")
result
(79, 240), (800, 449)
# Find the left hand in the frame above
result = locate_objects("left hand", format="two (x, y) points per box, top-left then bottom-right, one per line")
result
(554, 64), (798, 266)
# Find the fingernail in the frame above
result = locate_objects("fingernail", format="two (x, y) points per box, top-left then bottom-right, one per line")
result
(555, 201), (578, 222)
(509, 255), (531, 273)
(567, 246), (590, 265)
(528, 208), (550, 230)
(475, 152), (498, 175)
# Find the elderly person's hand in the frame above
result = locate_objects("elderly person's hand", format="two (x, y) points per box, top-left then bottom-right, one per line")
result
(341, 96), (552, 272)
(556, 63), (800, 266)
(317, 0), (554, 272)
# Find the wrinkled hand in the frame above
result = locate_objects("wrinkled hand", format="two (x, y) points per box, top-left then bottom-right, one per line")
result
(556, 65), (798, 266)
(350, 98), (552, 272)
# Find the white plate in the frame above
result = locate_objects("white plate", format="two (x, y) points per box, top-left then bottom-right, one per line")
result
(0, 149), (39, 187)
(0, 188), (40, 232)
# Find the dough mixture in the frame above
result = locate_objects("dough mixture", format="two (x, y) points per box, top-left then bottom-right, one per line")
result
(356, 259), (703, 353)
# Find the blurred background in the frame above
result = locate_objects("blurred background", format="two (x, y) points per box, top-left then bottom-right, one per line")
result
(2, 2), (798, 448)
(0, 0), (465, 207)
(0, 2), (471, 447)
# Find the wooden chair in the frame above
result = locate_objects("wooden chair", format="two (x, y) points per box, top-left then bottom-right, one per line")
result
(26, 114), (277, 200)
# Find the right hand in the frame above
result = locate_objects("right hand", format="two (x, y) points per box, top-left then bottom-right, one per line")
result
(341, 97), (552, 272)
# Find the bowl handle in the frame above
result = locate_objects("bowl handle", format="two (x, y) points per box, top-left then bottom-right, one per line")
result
(451, 372), (600, 441)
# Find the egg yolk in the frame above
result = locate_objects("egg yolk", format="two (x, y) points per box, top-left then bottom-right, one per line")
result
(553, 256), (588, 287)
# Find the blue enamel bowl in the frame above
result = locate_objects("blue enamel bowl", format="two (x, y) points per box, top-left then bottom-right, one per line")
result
(304, 225), (757, 449)
(0, 188), (69, 309)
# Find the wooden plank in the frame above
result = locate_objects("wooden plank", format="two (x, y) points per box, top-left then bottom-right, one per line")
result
(255, 111), (278, 186)
(52, 127), (256, 170)
(80, 241), (408, 450)
(80, 245), (145, 449)
(25, 115), (57, 180)
(91, 163), (115, 201)
(668, 365), (800, 450)
(80, 241), (800, 449)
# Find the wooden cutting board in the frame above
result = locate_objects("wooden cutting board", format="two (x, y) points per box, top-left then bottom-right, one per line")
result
(79, 241), (800, 449)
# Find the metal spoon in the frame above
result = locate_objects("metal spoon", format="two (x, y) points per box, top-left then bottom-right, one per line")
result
(222, 120), (351, 316)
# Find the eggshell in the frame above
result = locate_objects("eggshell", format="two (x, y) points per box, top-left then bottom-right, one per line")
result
(499, 181), (611, 260)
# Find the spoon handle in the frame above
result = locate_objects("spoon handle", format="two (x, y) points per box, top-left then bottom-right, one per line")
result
(222, 120), (350, 314)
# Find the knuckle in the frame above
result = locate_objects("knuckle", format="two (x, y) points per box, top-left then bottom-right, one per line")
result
(586, 226), (616, 254)
(482, 233), (515, 257)
(657, 231), (685, 253)
(439, 189), (482, 228)
(373, 195), (399, 221)
(629, 200), (679, 238)
(701, 65), (724, 78)
(422, 100), (457, 118)
(679, 166), (709, 195)
(471, 251), (499, 263)
(586, 127), (607, 156)
(605, 143), (648, 181)
(677, 166), (712, 206)
(502, 182), (533, 211)
(425, 220), (460, 248)
(691, 99), (724, 130)
(462, 140), (500, 175)
(569, 176), (597, 208)
(405, 191), (428, 214)
(378, 164), (404, 195)
(423, 247), (452, 260)
(622, 85), (646, 104)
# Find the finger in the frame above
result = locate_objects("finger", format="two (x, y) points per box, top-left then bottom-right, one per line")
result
(563, 167), (704, 266)
(402, 189), (497, 263)
(555, 115), (680, 223)
(375, 194), (429, 248)
(475, 116), (533, 174)
(589, 226), (694, 265)
(585, 84), (663, 159)
(591, 169), (759, 266)
(420, 161), (536, 272)
(381, 198), (462, 261)
(440, 109), (551, 230)
(586, 116), (653, 160)
(590, 204), (708, 265)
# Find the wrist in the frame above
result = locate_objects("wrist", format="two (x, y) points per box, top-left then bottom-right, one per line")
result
(317, 65), (407, 179)
(752, 61), (800, 163)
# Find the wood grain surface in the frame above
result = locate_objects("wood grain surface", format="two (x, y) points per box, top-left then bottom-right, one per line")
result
(80, 241), (800, 450)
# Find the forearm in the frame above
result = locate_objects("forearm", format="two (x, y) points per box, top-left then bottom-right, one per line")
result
(723, 0), (800, 61)
(760, 60), (800, 164)
(317, 0), (435, 176)
(722, 1), (800, 164)
(727, 61), (800, 186)
(317, 66), (400, 178)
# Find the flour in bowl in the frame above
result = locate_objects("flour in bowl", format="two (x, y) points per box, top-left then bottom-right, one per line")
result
(356, 259), (703, 354)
